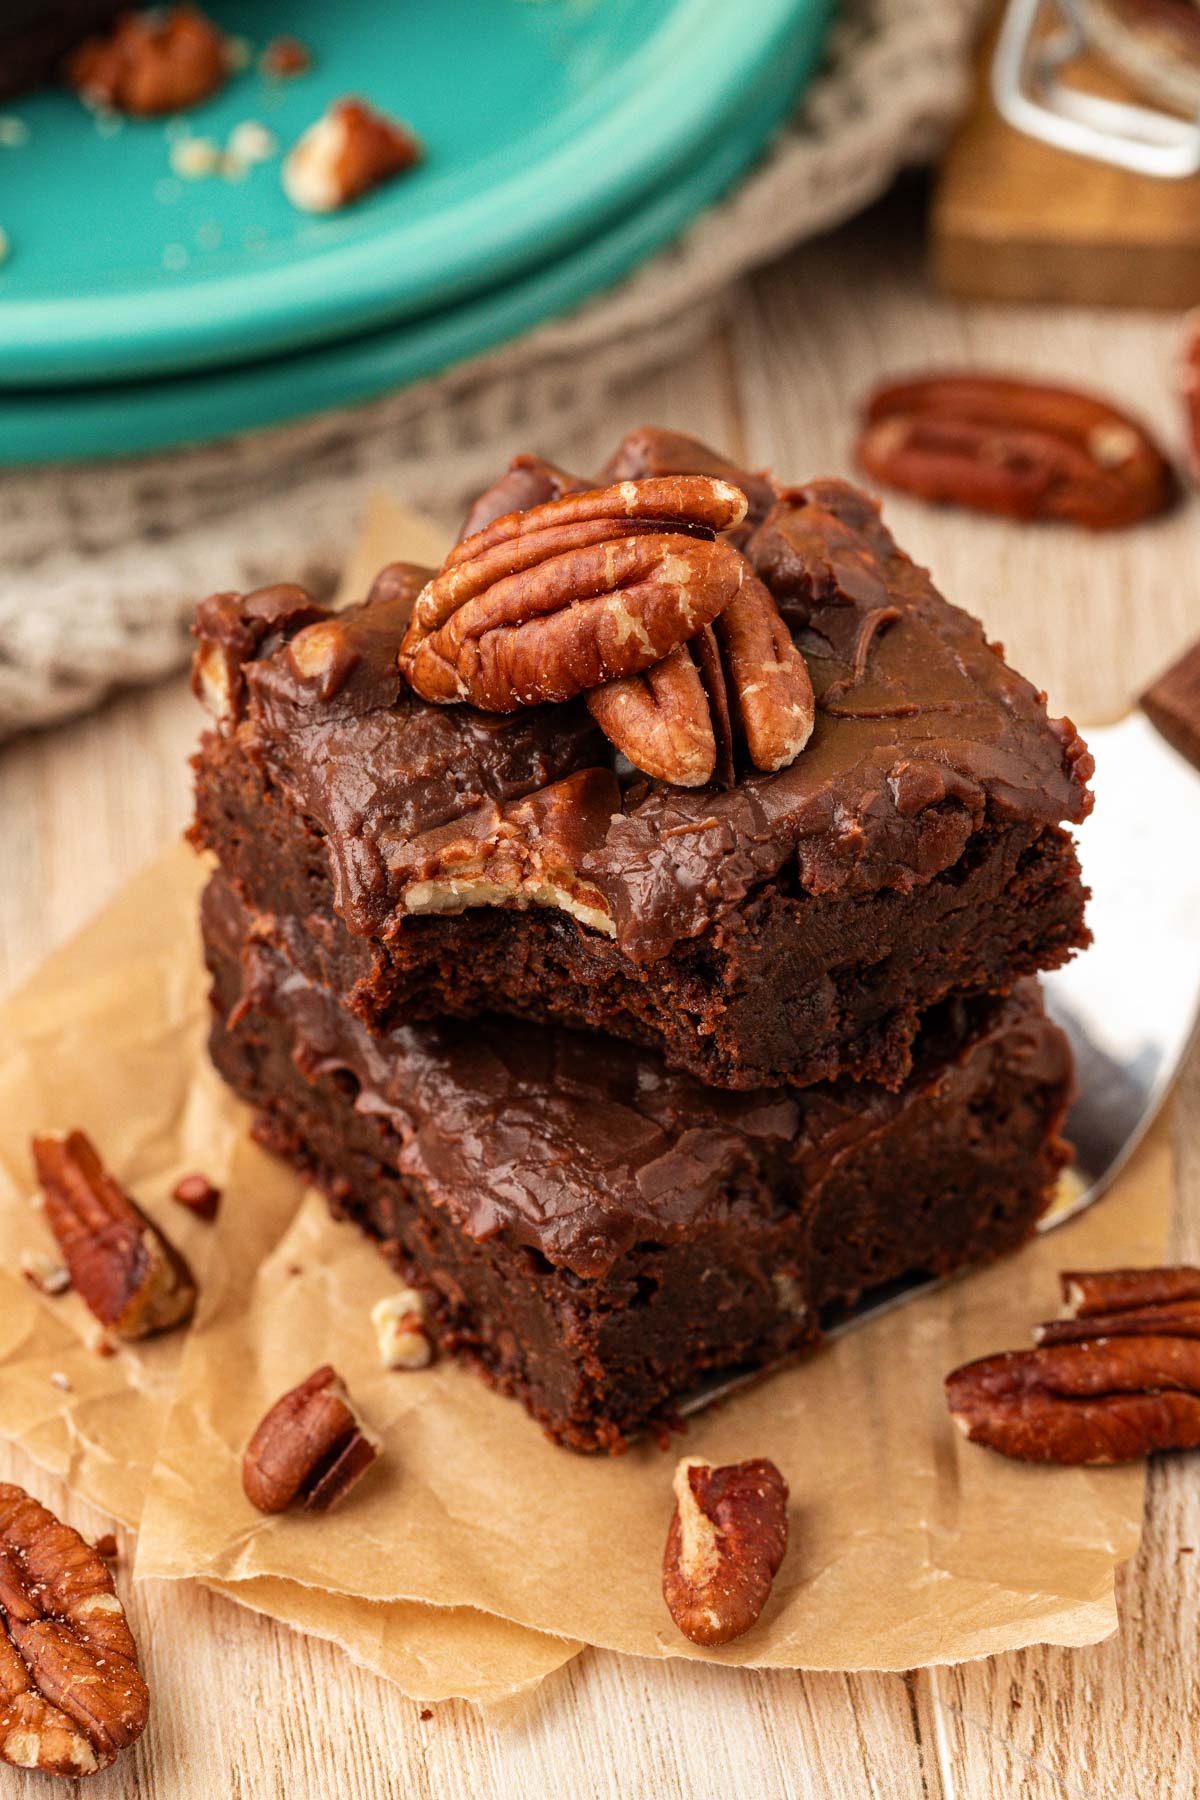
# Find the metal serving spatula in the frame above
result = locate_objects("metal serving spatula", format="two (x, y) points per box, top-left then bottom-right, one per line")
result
(1039, 638), (1200, 1224)
(682, 639), (1200, 1413)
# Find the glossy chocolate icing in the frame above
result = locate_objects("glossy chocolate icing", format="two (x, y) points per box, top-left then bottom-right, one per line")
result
(206, 873), (1071, 1282)
(208, 435), (1092, 965)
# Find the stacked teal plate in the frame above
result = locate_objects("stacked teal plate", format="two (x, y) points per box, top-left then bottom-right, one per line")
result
(0, 0), (834, 462)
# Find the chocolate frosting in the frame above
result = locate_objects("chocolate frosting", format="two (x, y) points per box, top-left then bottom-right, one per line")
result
(206, 874), (1070, 1281)
(207, 436), (1092, 965)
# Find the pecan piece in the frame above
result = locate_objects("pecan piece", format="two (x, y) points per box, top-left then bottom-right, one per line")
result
(170, 1173), (221, 1222)
(662, 1456), (789, 1646)
(68, 4), (232, 116)
(191, 584), (324, 731)
(32, 1132), (196, 1341)
(0, 1483), (148, 1778)
(392, 766), (620, 936)
(588, 573), (813, 786)
(283, 98), (421, 213)
(260, 35), (311, 77)
(1061, 1265), (1200, 1316)
(946, 1265), (1200, 1463)
(371, 1290), (434, 1370)
(398, 476), (749, 711)
(243, 1365), (381, 1514)
(857, 374), (1175, 529)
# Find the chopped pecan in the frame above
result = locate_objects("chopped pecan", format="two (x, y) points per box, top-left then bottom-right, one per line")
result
(283, 98), (421, 213)
(19, 1252), (71, 1297)
(947, 1265), (1200, 1463)
(661, 1456), (789, 1646)
(587, 573), (813, 786)
(68, 4), (232, 116)
(371, 1290), (434, 1370)
(285, 617), (361, 701)
(0, 1483), (149, 1778)
(242, 1365), (381, 1513)
(170, 1173), (221, 1222)
(392, 767), (620, 937)
(32, 1132), (196, 1341)
(857, 374), (1176, 529)
(191, 585), (324, 731)
(398, 476), (749, 711)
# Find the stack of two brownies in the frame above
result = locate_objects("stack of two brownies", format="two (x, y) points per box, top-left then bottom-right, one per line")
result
(190, 427), (1092, 1453)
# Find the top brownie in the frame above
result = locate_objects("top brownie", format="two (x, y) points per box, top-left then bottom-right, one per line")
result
(191, 427), (1092, 1091)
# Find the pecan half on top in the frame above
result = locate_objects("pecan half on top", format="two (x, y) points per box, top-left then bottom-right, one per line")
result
(0, 1483), (149, 1779)
(242, 1365), (382, 1514)
(662, 1456), (789, 1647)
(857, 374), (1176, 530)
(946, 1266), (1200, 1464)
(398, 476), (750, 712)
(588, 570), (815, 787)
(32, 1132), (196, 1341)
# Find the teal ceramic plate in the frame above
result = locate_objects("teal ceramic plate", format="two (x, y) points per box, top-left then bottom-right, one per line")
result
(0, 0), (830, 386)
(1, 10), (832, 465)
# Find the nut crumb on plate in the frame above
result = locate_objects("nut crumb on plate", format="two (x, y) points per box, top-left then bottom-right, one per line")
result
(261, 36), (311, 77)
(283, 97), (421, 213)
(68, 3), (234, 117)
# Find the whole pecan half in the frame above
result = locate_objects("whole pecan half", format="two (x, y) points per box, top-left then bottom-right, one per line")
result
(946, 1265), (1200, 1463)
(588, 572), (814, 786)
(0, 1483), (149, 1778)
(32, 1132), (196, 1341)
(857, 374), (1176, 529)
(662, 1456), (789, 1646)
(398, 476), (749, 711)
(243, 1365), (381, 1514)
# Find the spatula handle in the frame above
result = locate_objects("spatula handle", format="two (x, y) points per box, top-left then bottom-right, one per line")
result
(1141, 639), (1200, 772)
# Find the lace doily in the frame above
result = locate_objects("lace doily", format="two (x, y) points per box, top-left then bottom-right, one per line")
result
(0, 0), (981, 738)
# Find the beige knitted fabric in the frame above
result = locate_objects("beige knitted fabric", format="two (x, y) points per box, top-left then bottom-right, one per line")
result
(0, 0), (982, 738)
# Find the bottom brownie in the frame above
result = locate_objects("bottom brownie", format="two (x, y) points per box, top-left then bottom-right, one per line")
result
(202, 874), (1074, 1453)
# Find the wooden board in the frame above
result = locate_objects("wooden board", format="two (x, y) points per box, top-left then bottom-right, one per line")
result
(933, 20), (1200, 308)
(2, 196), (1200, 1797)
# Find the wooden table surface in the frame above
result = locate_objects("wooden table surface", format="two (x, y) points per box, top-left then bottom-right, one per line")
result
(2, 192), (1198, 1800)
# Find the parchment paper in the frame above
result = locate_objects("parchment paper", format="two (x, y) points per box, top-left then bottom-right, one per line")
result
(0, 849), (579, 1709)
(0, 493), (1173, 1701)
